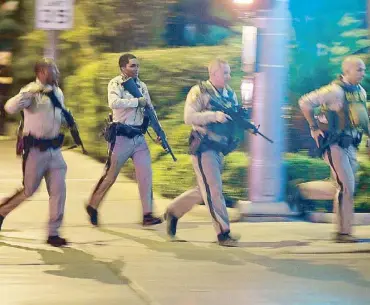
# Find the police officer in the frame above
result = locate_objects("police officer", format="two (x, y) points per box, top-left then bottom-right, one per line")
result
(0, 58), (68, 247)
(85, 53), (162, 227)
(299, 56), (368, 243)
(165, 58), (240, 247)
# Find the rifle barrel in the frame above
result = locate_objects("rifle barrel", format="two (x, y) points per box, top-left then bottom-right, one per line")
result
(169, 150), (177, 162)
(256, 131), (274, 143)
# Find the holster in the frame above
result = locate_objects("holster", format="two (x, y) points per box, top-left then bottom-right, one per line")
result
(188, 131), (203, 155)
(16, 135), (24, 156)
(318, 131), (362, 156)
(102, 122), (117, 143)
(15, 115), (24, 156)
(188, 130), (238, 156)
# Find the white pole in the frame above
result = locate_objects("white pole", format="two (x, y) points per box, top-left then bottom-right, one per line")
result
(239, 0), (293, 216)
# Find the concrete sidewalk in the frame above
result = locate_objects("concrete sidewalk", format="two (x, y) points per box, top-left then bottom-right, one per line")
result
(1, 140), (370, 305)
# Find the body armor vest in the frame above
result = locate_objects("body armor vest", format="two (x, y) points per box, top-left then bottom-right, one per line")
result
(199, 81), (239, 143)
(317, 79), (368, 135)
(188, 81), (239, 155)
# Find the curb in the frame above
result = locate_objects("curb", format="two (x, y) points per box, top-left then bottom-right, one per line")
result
(308, 212), (370, 225)
(187, 205), (241, 222)
(283, 244), (370, 254)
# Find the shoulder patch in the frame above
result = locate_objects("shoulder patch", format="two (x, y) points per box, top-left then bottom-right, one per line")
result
(189, 85), (201, 99)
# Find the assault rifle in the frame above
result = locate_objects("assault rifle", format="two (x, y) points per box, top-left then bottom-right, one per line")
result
(15, 93), (88, 156)
(209, 99), (274, 144)
(122, 77), (177, 161)
(46, 91), (88, 154)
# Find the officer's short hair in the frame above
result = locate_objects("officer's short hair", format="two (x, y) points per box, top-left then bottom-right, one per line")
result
(34, 58), (55, 75)
(208, 58), (228, 75)
(119, 54), (137, 68)
(341, 56), (364, 74)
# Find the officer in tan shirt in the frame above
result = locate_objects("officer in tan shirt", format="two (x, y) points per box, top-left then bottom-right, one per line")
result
(299, 56), (368, 243)
(85, 53), (162, 227)
(0, 58), (68, 247)
(165, 58), (240, 247)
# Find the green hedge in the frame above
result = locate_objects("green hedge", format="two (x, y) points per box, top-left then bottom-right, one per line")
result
(63, 44), (244, 197)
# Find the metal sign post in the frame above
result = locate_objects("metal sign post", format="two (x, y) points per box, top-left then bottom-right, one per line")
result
(35, 0), (74, 60)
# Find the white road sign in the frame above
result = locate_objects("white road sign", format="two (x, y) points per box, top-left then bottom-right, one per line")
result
(35, 0), (74, 30)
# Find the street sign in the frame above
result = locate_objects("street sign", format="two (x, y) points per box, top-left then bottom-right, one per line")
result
(35, 0), (74, 30)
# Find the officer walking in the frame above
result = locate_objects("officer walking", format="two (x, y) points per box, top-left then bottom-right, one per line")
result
(0, 58), (68, 247)
(165, 58), (241, 247)
(299, 56), (368, 242)
(85, 53), (162, 227)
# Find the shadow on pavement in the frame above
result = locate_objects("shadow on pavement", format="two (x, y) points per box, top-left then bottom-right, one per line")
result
(230, 249), (370, 288)
(99, 227), (246, 266)
(0, 241), (127, 285)
(99, 228), (370, 289)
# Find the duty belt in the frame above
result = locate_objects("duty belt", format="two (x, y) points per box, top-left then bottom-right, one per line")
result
(23, 134), (64, 152)
(116, 124), (144, 138)
(317, 130), (362, 156)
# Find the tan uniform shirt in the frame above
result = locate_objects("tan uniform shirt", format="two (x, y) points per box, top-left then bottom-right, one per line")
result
(184, 80), (238, 134)
(299, 81), (369, 134)
(5, 79), (65, 139)
(108, 75), (153, 126)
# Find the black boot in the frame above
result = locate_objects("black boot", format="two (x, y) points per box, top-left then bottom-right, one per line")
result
(0, 214), (4, 231)
(164, 210), (178, 237)
(217, 231), (240, 247)
(333, 232), (358, 243)
(86, 205), (99, 226)
(142, 213), (162, 226)
(46, 235), (68, 247)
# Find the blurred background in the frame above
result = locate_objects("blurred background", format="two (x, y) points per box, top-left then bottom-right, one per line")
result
(0, 0), (369, 212)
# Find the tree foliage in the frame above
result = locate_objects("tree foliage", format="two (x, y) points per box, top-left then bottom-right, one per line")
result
(80, 0), (177, 52)
(9, 0), (98, 95)
(289, 0), (368, 96)
(0, 0), (24, 51)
